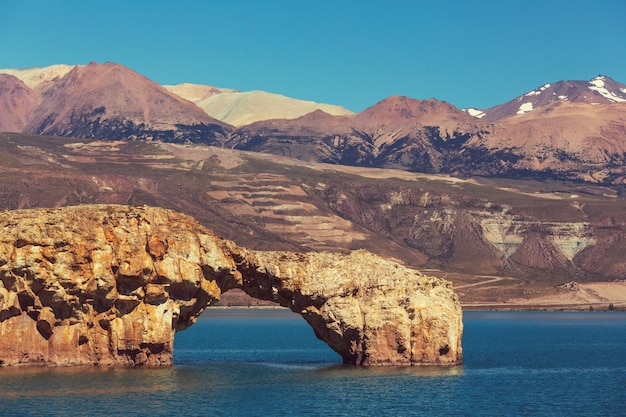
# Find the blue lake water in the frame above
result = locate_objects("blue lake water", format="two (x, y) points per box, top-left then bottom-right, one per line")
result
(1, 310), (625, 416)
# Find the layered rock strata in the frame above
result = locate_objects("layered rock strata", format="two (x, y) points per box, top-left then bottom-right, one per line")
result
(0, 205), (462, 366)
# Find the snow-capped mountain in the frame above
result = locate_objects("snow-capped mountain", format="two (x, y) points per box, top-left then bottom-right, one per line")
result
(472, 75), (626, 121)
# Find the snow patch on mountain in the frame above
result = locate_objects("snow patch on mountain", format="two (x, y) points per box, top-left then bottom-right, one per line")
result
(464, 108), (486, 118)
(524, 84), (551, 98)
(517, 102), (534, 115)
(588, 76), (626, 103)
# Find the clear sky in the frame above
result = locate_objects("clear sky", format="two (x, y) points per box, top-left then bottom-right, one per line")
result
(1, 0), (625, 112)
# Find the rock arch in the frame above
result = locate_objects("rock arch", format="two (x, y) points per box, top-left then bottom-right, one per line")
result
(0, 205), (462, 366)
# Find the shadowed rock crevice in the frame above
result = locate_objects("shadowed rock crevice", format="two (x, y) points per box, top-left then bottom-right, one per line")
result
(0, 205), (462, 367)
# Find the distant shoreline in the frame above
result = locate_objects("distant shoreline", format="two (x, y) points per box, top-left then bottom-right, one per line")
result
(207, 305), (287, 309)
(206, 304), (626, 312)
(462, 303), (626, 312)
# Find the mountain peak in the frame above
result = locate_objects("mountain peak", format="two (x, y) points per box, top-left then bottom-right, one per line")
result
(0, 64), (76, 91)
(479, 75), (626, 121)
(587, 75), (626, 103)
(591, 74), (614, 82)
(355, 96), (473, 128)
(13, 61), (230, 140)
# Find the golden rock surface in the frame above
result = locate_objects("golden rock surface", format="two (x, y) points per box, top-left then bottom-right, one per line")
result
(0, 205), (462, 366)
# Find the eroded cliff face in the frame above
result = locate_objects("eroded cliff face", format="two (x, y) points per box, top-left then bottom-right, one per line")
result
(0, 205), (462, 367)
(319, 183), (625, 280)
(0, 205), (237, 366)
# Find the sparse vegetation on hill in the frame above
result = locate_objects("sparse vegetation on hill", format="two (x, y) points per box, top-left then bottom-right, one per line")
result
(2, 132), (626, 308)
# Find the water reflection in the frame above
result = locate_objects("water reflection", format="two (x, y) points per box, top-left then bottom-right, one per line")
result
(0, 366), (186, 398)
(465, 310), (626, 323)
(313, 363), (464, 378)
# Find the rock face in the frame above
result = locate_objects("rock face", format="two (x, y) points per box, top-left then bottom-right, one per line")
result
(238, 249), (463, 365)
(0, 205), (462, 367)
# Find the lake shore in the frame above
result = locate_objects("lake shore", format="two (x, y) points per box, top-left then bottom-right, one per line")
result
(214, 282), (626, 312)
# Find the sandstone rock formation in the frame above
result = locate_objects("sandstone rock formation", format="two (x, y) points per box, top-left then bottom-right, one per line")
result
(238, 249), (463, 365)
(0, 205), (462, 366)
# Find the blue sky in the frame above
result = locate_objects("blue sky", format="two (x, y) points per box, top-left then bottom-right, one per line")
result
(1, 0), (625, 112)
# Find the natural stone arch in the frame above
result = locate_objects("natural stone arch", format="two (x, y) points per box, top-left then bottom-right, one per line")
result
(0, 205), (462, 366)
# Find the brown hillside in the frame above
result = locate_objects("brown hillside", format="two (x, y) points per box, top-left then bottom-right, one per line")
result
(25, 62), (229, 137)
(0, 75), (39, 132)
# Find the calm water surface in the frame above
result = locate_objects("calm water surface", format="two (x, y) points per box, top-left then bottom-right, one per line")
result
(1, 310), (625, 416)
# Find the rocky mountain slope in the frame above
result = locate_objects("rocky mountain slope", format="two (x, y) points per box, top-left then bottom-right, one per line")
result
(476, 75), (626, 121)
(0, 62), (231, 143)
(1, 133), (626, 308)
(227, 93), (626, 187)
(0, 75), (38, 132)
(476, 100), (626, 181)
(227, 96), (487, 173)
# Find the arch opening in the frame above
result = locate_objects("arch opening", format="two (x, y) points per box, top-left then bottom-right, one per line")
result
(0, 205), (463, 367)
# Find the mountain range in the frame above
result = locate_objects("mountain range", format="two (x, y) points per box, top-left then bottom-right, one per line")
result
(1, 62), (625, 190)
(1, 61), (626, 307)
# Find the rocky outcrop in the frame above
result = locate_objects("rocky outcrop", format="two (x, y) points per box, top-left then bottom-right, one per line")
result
(238, 249), (462, 365)
(0, 205), (462, 366)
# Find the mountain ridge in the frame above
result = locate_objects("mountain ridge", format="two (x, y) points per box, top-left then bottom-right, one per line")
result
(476, 75), (626, 121)
(3, 63), (623, 126)
(1, 62), (625, 308)
(1, 62), (231, 143)
(165, 84), (354, 126)
(1, 62), (625, 188)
